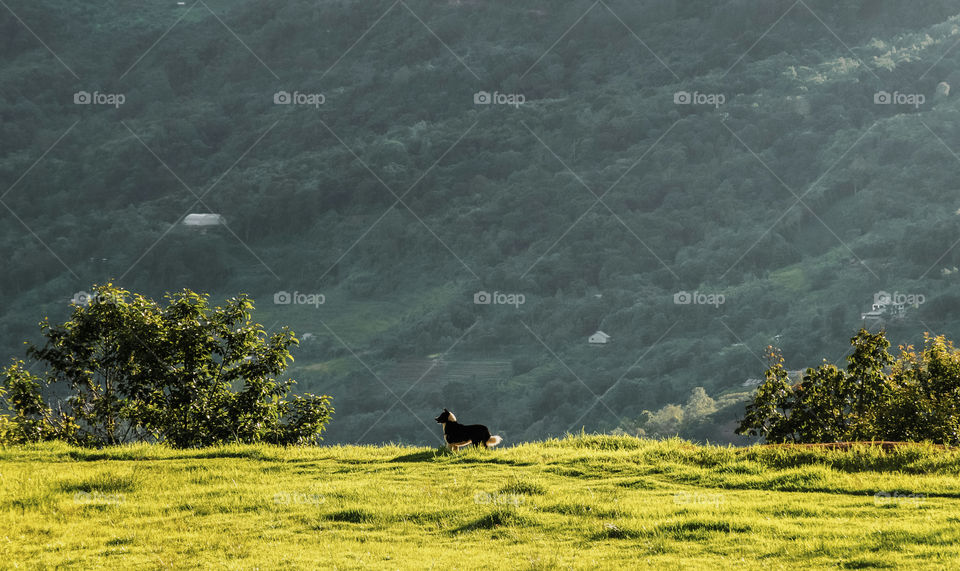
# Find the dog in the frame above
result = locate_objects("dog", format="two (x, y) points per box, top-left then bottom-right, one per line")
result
(435, 409), (502, 451)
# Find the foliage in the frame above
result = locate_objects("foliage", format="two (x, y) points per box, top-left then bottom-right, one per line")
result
(738, 328), (960, 444)
(0, 284), (333, 447)
(4, 1), (960, 445)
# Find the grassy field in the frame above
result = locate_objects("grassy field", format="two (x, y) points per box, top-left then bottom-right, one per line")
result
(2, 436), (960, 569)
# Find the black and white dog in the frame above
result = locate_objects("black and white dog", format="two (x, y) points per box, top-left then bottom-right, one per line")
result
(435, 409), (502, 450)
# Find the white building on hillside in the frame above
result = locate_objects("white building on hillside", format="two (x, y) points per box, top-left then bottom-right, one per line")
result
(183, 213), (226, 227)
(588, 331), (611, 344)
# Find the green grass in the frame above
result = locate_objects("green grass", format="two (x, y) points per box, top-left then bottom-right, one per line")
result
(2, 435), (960, 569)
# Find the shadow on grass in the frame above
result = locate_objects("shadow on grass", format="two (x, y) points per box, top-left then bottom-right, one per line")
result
(450, 508), (534, 534)
(389, 449), (446, 462)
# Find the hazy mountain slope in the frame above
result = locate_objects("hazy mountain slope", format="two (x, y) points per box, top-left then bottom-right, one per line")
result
(3, 0), (960, 444)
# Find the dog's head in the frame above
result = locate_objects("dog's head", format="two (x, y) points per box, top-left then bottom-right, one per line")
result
(435, 409), (456, 423)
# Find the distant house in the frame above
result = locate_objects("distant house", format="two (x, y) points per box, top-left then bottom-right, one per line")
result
(588, 331), (611, 344)
(183, 213), (226, 227)
(861, 301), (905, 325)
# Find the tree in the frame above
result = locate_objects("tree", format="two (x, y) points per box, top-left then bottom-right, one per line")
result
(738, 329), (960, 445)
(1, 284), (333, 447)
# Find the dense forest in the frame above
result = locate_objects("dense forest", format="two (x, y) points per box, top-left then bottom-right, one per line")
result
(3, 0), (960, 445)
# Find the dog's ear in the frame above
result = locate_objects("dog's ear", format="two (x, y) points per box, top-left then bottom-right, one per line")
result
(443, 408), (449, 412)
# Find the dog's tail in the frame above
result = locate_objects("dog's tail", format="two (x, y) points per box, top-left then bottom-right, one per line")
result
(486, 435), (503, 448)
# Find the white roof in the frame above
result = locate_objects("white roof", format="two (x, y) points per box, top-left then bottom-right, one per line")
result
(590, 331), (610, 339)
(183, 213), (225, 226)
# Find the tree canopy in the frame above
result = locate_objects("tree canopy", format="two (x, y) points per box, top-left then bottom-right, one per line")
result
(0, 284), (333, 447)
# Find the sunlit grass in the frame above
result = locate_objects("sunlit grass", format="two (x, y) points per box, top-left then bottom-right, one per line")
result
(1, 436), (959, 569)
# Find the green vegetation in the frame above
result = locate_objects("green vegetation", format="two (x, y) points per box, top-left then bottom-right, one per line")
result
(740, 328), (960, 444)
(5, 0), (960, 444)
(1, 284), (332, 447)
(2, 435), (960, 568)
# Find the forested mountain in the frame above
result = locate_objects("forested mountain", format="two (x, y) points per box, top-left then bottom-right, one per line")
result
(3, 0), (960, 445)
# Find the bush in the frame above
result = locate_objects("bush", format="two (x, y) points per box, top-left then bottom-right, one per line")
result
(0, 284), (333, 448)
(738, 328), (960, 445)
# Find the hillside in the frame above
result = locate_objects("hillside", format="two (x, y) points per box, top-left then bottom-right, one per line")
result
(5, 1), (960, 444)
(2, 436), (960, 569)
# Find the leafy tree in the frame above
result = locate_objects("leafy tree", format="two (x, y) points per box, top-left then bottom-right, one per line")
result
(738, 329), (960, 444)
(737, 347), (796, 442)
(1, 284), (333, 447)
